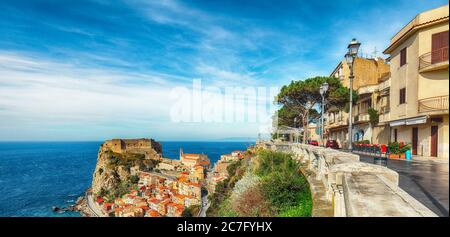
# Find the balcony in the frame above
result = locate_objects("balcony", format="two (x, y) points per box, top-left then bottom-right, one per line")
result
(418, 95), (449, 113)
(419, 47), (449, 72)
(353, 113), (369, 123)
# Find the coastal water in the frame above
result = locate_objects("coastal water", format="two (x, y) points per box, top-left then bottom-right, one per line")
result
(0, 141), (253, 217)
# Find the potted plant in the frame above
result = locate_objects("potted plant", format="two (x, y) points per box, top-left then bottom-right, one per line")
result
(388, 142), (411, 159)
(388, 142), (400, 159)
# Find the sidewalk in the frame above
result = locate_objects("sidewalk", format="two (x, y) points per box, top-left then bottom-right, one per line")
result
(411, 155), (449, 164)
(359, 154), (449, 217)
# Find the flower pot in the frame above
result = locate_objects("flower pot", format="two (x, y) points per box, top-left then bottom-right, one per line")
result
(399, 153), (406, 159)
(389, 154), (400, 159)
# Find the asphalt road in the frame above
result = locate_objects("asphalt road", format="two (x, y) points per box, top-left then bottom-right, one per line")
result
(359, 155), (449, 217)
(199, 194), (209, 217)
(87, 194), (104, 217)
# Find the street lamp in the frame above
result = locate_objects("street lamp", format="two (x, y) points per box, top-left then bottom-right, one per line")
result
(345, 38), (361, 151)
(320, 82), (329, 146)
(294, 117), (298, 143)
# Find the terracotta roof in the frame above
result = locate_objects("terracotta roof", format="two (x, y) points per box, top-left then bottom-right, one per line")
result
(174, 194), (185, 199)
(149, 198), (159, 204)
(148, 210), (161, 217)
(189, 182), (201, 187)
(96, 197), (104, 203)
(167, 202), (176, 207)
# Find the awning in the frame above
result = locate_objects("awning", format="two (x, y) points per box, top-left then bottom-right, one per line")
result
(389, 120), (405, 127)
(406, 116), (427, 125)
(389, 115), (427, 127)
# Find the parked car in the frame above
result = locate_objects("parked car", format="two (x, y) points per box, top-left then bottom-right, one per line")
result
(308, 140), (319, 146)
(326, 140), (340, 149)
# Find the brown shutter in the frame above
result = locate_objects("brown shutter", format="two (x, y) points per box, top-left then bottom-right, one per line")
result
(432, 31), (449, 63)
(399, 88), (406, 104)
(443, 31), (448, 61)
(400, 48), (407, 66)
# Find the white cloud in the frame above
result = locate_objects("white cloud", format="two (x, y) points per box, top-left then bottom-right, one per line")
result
(0, 52), (177, 139)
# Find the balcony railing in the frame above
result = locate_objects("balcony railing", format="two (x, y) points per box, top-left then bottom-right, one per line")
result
(418, 95), (449, 113)
(419, 47), (449, 70)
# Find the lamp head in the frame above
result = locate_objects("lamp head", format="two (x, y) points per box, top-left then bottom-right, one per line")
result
(347, 38), (361, 56)
(345, 52), (354, 65)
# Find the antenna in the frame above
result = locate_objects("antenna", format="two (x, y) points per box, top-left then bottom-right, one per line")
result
(372, 47), (378, 58)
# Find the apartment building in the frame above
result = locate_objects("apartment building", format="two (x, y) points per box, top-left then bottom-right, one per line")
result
(383, 4), (449, 159)
(326, 57), (390, 148)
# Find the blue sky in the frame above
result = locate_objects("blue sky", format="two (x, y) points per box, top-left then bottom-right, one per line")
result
(0, 0), (447, 141)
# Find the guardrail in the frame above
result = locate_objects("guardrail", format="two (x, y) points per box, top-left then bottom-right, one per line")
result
(419, 47), (448, 70)
(418, 95), (449, 113)
(258, 142), (437, 217)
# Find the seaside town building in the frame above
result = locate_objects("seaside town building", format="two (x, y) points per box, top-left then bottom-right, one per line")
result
(307, 123), (321, 142)
(322, 4), (449, 160)
(97, 154), (206, 217)
(326, 56), (390, 147)
(383, 4), (449, 159)
(207, 150), (246, 192)
(179, 149), (211, 170)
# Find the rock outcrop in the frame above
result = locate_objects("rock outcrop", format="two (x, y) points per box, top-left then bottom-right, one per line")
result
(91, 138), (162, 196)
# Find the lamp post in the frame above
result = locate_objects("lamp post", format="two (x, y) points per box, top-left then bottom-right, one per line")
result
(345, 38), (361, 151)
(320, 82), (329, 147)
(294, 117), (298, 143)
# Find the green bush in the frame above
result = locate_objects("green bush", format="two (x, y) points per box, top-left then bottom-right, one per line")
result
(255, 150), (295, 177)
(129, 175), (139, 184)
(255, 150), (312, 216)
(261, 172), (309, 211)
(217, 199), (237, 217)
(278, 190), (312, 217)
(368, 108), (379, 126)
(182, 205), (200, 217)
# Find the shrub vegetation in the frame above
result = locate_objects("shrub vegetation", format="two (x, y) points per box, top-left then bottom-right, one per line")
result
(207, 149), (312, 217)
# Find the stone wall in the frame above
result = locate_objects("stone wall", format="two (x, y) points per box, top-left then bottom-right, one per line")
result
(103, 138), (162, 154)
(258, 141), (437, 217)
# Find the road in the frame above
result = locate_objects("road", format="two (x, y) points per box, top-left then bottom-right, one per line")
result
(86, 193), (105, 217)
(199, 194), (210, 217)
(359, 155), (449, 217)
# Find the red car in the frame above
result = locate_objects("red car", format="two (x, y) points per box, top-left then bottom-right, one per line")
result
(326, 140), (340, 149)
(308, 140), (319, 146)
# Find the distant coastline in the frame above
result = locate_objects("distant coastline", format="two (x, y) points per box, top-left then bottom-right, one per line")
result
(0, 141), (252, 217)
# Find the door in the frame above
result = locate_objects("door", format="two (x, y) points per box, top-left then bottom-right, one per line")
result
(412, 127), (418, 155)
(430, 126), (438, 157)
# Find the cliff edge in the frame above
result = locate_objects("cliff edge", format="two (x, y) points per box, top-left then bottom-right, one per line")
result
(91, 138), (162, 197)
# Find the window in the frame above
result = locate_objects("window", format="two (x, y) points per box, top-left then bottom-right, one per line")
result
(399, 88), (406, 104)
(400, 47), (407, 66)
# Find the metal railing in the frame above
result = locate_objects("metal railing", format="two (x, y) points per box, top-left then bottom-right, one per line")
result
(419, 47), (448, 70)
(418, 95), (449, 113)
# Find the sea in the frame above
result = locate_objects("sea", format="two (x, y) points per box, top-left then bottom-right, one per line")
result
(0, 141), (254, 217)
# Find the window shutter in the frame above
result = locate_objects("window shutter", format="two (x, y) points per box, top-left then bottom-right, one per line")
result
(399, 88), (406, 104)
(400, 48), (407, 66)
(432, 31), (449, 63)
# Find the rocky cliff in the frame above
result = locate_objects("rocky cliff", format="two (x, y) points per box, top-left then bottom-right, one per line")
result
(91, 138), (162, 198)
